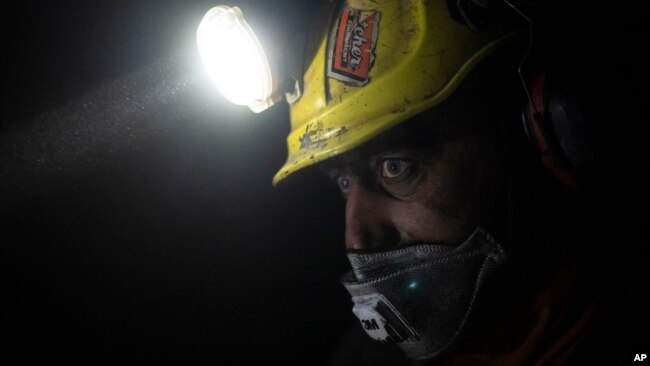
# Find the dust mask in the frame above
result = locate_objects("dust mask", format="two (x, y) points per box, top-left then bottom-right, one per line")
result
(341, 227), (506, 360)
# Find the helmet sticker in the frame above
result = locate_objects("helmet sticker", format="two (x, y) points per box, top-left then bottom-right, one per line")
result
(327, 6), (381, 86)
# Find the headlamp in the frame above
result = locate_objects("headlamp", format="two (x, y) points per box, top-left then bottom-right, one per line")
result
(197, 6), (277, 113)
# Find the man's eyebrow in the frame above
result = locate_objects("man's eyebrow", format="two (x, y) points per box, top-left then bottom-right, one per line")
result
(319, 150), (363, 171)
(318, 159), (351, 179)
(368, 148), (432, 162)
(319, 147), (428, 176)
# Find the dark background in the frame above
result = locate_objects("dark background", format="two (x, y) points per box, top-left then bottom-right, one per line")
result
(1, 1), (648, 364)
(2, 1), (354, 364)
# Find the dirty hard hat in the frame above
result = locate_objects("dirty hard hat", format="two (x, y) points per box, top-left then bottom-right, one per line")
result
(273, 0), (524, 185)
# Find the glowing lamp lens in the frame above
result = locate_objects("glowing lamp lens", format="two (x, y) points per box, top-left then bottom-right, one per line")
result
(197, 6), (273, 109)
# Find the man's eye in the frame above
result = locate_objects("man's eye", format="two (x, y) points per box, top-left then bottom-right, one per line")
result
(337, 175), (352, 193)
(380, 159), (411, 179)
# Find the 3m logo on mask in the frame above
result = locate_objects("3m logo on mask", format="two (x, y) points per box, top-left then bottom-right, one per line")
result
(327, 6), (380, 86)
(352, 294), (419, 344)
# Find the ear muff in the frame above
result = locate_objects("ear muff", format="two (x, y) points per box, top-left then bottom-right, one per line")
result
(520, 63), (600, 193)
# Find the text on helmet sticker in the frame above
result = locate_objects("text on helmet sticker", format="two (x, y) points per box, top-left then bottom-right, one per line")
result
(327, 6), (380, 86)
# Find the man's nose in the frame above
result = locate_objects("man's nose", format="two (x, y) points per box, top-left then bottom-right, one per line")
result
(345, 182), (400, 250)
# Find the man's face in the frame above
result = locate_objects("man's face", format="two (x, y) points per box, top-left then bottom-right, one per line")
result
(323, 117), (501, 251)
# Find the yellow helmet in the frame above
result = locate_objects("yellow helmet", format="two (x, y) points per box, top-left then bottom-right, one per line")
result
(273, 0), (524, 185)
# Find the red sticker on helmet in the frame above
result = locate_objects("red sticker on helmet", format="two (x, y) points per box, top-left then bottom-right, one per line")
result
(327, 7), (380, 86)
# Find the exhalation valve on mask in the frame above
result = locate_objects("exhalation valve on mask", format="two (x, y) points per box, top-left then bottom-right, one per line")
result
(352, 294), (419, 343)
(341, 227), (506, 360)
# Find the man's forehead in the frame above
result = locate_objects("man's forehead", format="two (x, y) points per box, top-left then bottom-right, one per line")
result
(320, 123), (433, 172)
(318, 98), (486, 172)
